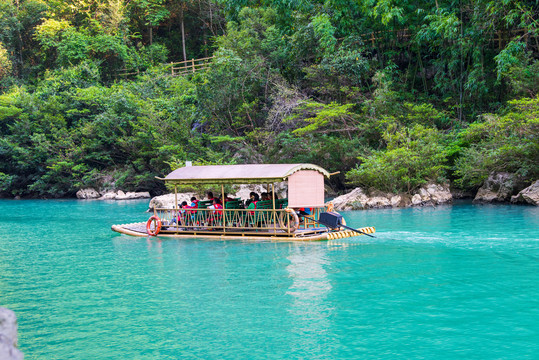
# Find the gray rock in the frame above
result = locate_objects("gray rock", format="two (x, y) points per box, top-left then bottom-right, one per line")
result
(331, 183), (452, 210)
(99, 191), (118, 200)
(474, 173), (525, 203)
(425, 183), (452, 204)
(149, 192), (197, 210)
(76, 188), (100, 199)
(98, 190), (150, 200)
(511, 180), (539, 206)
(365, 193), (392, 208)
(411, 194), (422, 205)
(332, 188), (370, 210)
(116, 191), (151, 200)
(0, 308), (23, 360)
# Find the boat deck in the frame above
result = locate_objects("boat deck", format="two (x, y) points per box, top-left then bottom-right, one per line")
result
(111, 222), (375, 241)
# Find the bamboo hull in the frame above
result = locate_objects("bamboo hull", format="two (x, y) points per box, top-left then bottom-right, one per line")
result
(111, 222), (375, 241)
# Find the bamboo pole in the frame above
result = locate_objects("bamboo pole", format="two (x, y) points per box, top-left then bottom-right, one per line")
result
(174, 185), (178, 229)
(221, 183), (225, 233)
(272, 184), (276, 232)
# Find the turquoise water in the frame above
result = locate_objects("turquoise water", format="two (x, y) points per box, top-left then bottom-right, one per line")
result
(1, 200), (538, 359)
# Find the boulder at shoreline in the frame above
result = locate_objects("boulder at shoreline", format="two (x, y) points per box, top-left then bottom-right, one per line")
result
(331, 183), (452, 210)
(511, 180), (539, 206)
(473, 173), (526, 203)
(0, 308), (23, 360)
(76, 188), (151, 200)
(149, 192), (197, 210)
(76, 188), (100, 199)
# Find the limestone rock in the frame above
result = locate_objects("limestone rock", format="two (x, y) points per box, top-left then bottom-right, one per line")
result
(0, 308), (23, 360)
(99, 190), (151, 200)
(365, 193), (392, 208)
(425, 183), (452, 204)
(149, 192), (197, 210)
(390, 195), (401, 207)
(99, 191), (118, 200)
(331, 183), (452, 210)
(116, 191), (151, 200)
(411, 194), (422, 205)
(474, 173), (524, 203)
(511, 180), (539, 206)
(76, 188), (100, 199)
(409, 183), (452, 206)
(332, 188), (370, 210)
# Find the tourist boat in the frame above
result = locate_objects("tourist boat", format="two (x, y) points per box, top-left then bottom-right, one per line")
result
(111, 163), (375, 241)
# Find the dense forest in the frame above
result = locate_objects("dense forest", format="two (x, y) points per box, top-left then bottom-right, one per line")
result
(0, 0), (537, 198)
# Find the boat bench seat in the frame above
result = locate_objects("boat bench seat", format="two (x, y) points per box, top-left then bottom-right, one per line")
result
(225, 200), (243, 209)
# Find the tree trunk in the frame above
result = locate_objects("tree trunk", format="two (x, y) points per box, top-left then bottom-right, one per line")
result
(181, 7), (187, 62)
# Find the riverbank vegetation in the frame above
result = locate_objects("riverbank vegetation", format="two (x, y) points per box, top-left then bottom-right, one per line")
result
(0, 0), (537, 197)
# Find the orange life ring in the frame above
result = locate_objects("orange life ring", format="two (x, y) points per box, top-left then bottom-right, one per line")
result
(146, 215), (162, 236)
(283, 208), (300, 233)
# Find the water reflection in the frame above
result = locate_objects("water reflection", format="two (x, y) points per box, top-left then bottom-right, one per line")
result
(286, 244), (334, 352)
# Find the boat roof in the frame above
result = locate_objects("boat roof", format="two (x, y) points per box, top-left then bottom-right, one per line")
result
(162, 163), (330, 184)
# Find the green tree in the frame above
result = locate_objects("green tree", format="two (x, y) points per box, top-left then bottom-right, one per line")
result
(455, 96), (539, 189)
(0, 42), (12, 79)
(346, 124), (448, 193)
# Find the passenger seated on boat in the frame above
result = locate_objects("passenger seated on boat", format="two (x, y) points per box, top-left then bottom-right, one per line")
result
(190, 196), (199, 208)
(180, 201), (193, 213)
(221, 193), (235, 203)
(169, 201), (189, 225)
(206, 191), (214, 201)
(207, 198), (223, 227)
(295, 207), (312, 223)
(261, 192), (269, 201)
(246, 192), (260, 209)
(179, 201), (190, 222)
(211, 199), (223, 214)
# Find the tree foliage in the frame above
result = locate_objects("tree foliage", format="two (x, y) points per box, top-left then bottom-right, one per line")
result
(346, 124), (448, 193)
(0, 0), (538, 197)
(454, 97), (539, 189)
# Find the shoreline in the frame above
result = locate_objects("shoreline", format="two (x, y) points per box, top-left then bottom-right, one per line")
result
(2, 177), (537, 208)
(2, 196), (536, 208)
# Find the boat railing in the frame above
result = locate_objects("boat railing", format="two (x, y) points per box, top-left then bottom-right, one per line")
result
(152, 207), (327, 233)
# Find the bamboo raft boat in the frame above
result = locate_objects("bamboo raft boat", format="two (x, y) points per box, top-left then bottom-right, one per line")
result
(111, 164), (375, 241)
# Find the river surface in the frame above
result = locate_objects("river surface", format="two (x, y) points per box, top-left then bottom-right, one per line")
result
(1, 199), (538, 359)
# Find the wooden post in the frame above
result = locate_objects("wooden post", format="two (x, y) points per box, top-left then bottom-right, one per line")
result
(272, 184), (276, 232)
(221, 183), (225, 233)
(174, 185), (178, 230)
(171, 62), (174, 76)
(192, 59), (195, 73)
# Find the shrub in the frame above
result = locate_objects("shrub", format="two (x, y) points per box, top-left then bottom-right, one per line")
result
(346, 124), (448, 193)
(454, 97), (539, 189)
